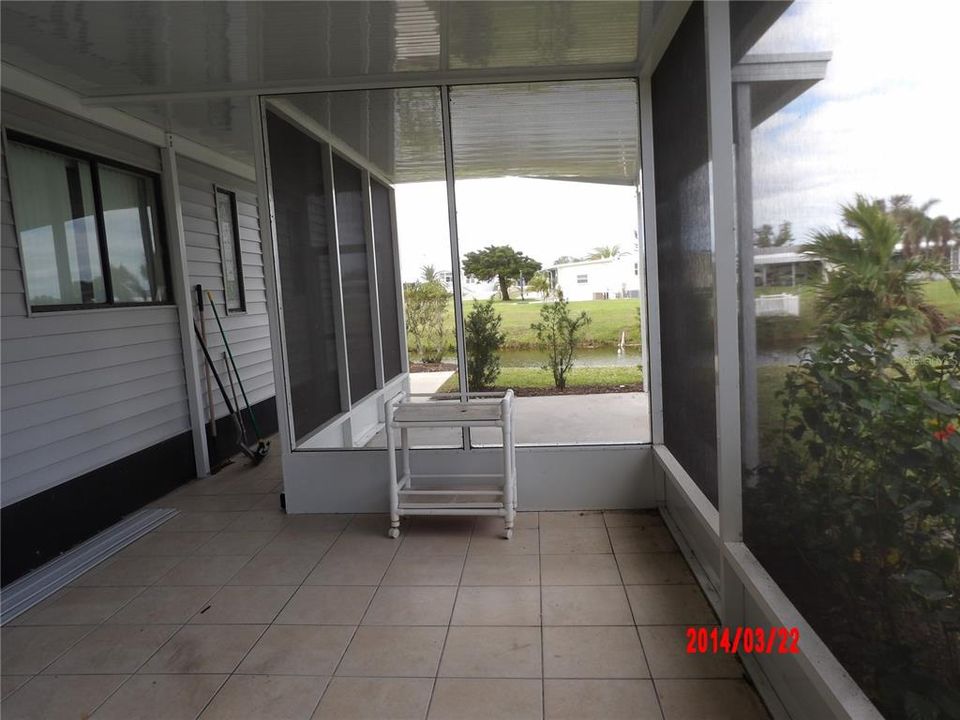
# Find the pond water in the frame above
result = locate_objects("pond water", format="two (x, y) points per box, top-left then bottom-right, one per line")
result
(439, 337), (934, 370)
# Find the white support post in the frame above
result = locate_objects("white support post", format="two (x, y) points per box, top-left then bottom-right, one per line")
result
(735, 82), (760, 474)
(322, 146), (354, 438)
(638, 77), (664, 455)
(388, 187), (410, 376)
(362, 169), (385, 389)
(249, 96), (295, 456)
(705, 0), (744, 628)
(440, 85), (470, 449)
(160, 134), (210, 478)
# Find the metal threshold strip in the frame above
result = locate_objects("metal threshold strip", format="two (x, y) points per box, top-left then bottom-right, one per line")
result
(0, 507), (178, 625)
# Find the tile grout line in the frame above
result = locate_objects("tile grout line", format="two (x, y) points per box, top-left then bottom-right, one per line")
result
(249, 512), (363, 720)
(538, 514), (546, 719)
(424, 515), (475, 720)
(604, 511), (667, 720)
(309, 514), (407, 715)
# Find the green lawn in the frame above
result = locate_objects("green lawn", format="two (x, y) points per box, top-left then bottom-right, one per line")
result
(924, 278), (960, 319)
(443, 298), (642, 350)
(437, 365), (643, 393)
(754, 280), (959, 350)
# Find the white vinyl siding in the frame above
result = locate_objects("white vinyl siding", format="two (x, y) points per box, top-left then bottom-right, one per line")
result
(177, 156), (275, 423)
(1, 96), (189, 507)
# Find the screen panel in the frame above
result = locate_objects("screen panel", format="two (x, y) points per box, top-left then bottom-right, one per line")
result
(265, 110), (342, 442)
(332, 153), (378, 402)
(371, 178), (404, 382)
(651, 2), (718, 505)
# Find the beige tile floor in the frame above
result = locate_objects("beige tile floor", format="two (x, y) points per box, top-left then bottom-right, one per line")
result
(0, 452), (770, 720)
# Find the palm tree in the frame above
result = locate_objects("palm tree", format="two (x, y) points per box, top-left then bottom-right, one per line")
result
(804, 195), (959, 335)
(588, 244), (621, 259)
(420, 264), (439, 283)
(883, 195), (940, 258)
(527, 272), (551, 299)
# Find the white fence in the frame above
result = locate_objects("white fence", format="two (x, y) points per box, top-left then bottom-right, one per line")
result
(755, 293), (800, 317)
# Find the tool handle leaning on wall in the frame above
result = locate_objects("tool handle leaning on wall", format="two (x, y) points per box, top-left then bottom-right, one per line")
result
(205, 289), (270, 460)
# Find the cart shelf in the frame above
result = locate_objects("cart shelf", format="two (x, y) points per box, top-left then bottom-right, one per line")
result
(384, 391), (517, 539)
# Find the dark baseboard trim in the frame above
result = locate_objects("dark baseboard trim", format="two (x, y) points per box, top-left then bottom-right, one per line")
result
(1, 431), (196, 587)
(205, 395), (279, 470)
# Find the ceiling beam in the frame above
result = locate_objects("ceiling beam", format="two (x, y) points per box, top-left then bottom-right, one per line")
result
(79, 62), (644, 106)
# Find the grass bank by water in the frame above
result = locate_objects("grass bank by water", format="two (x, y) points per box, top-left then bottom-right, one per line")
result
(438, 365), (643, 395)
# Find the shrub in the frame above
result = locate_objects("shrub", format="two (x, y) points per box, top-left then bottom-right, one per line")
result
(530, 292), (591, 389)
(465, 299), (505, 390)
(747, 324), (960, 717)
(403, 280), (449, 363)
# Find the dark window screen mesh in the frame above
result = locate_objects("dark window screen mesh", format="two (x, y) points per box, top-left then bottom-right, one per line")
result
(332, 154), (377, 402)
(371, 178), (403, 382)
(651, 2), (719, 505)
(265, 111), (342, 443)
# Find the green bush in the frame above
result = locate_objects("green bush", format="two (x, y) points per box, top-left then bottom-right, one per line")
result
(747, 324), (960, 717)
(530, 293), (591, 389)
(403, 280), (449, 363)
(465, 299), (505, 390)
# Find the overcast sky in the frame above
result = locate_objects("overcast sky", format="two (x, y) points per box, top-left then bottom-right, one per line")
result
(393, 1), (959, 283)
(395, 178), (639, 283)
(748, 0), (960, 242)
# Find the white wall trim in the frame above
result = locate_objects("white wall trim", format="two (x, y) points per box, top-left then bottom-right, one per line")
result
(1, 63), (255, 182)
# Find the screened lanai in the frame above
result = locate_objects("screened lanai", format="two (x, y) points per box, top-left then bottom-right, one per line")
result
(3, 2), (957, 719)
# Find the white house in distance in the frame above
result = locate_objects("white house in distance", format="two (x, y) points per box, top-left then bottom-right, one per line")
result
(753, 246), (822, 287)
(549, 251), (641, 301)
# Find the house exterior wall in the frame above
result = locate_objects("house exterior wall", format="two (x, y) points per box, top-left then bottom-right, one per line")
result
(554, 255), (639, 301)
(178, 156), (276, 430)
(0, 92), (191, 509)
(0, 92), (279, 584)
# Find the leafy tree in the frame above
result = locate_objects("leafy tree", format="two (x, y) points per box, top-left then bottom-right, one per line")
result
(462, 245), (542, 301)
(552, 255), (581, 265)
(530, 292), (591, 390)
(804, 195), (959, 335)
(465, 299), (505, 391)
(403, 280), (449, 363)
(588, 244), (621, 259)
(527, 271), (552, 299)
(773, 221), (794, 247)
(753, 224), (775, 248)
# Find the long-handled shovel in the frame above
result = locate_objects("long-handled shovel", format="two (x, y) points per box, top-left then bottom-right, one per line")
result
(205, 290), (270, 461)
(193, 322), (258, 463)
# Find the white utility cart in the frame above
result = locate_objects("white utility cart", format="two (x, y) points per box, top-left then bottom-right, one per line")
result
(384, 390), (517, 539)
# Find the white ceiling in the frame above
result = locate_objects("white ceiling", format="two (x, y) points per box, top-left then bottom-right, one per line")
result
(1, 1), (667, 175)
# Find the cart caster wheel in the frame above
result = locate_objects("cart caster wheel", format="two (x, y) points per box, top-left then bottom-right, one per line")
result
(504, 528), (513, 540)
(388, 527), (400, 539)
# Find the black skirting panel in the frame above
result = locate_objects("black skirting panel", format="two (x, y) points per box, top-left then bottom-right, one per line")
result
(205, 395), (279, 469)
(1, 431), (197, 587)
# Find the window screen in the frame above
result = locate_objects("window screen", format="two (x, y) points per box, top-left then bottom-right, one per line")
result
(370, 178), (403, 382)
(652, 2), (719, 505)
(332, 153), (377, 403)
(265, 111), (342, 442)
